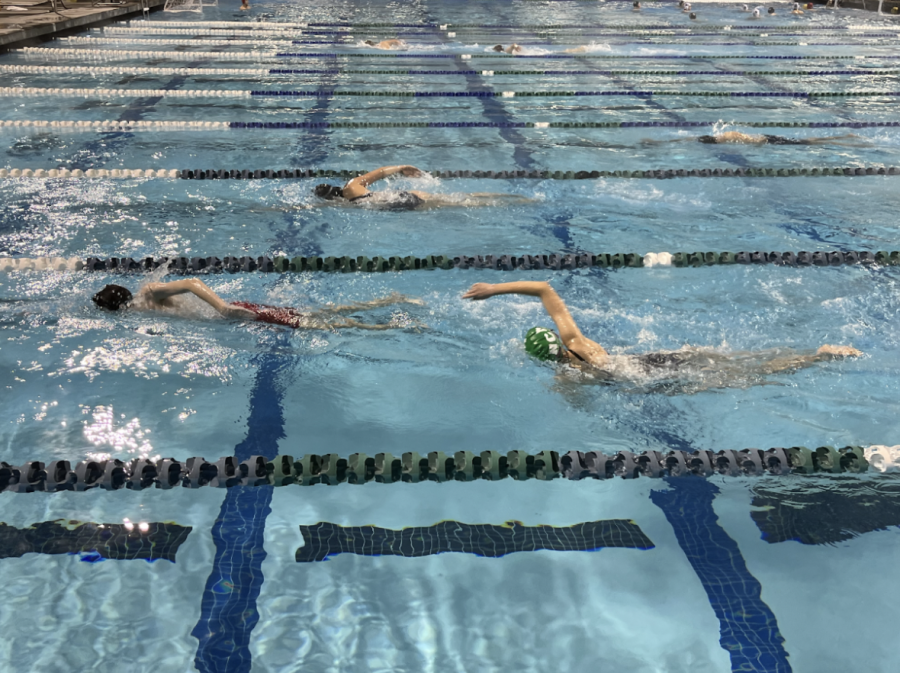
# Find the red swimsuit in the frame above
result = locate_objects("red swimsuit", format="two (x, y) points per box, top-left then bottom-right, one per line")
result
(231, 302), (307, 329)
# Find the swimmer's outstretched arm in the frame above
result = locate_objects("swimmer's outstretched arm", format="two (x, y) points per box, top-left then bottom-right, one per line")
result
(143, 279), (255, 320)
(346, 165), (423, 190)
(463, 281), (609, 363)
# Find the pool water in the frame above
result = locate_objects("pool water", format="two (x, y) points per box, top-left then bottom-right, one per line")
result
(2, 1), (900, 672)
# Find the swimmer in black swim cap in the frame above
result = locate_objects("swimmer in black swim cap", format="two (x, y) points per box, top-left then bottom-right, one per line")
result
(314, 164), (534, 210)
(462, 281), (862, 391)
(690, 12), (697, 19)
(92, 279), (423, 330)
(364, 39), (407, 50)
(768, 6), (776, 13)
(492, 44), (523, 54)
(633, 1), (641, 10)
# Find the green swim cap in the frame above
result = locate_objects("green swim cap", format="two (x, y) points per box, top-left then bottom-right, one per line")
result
(524, 327), (562, 361)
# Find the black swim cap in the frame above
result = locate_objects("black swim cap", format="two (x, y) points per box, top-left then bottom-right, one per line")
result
(364, 40), (376, 46)
(698, 135), (717, 144)
(690, 12), (696, 18)
(768, 6), (775, 12)
(92, 284), (132, 311)
(492, 45), (504, 52)
(314, 184), (344, 200)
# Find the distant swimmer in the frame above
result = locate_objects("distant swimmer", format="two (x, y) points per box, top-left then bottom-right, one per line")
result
(682, 2), (692, 11)
(690, 12), (697, 19)
(696, 131), (865, 146)
(633, 1), (641, 10)
(642, 131), (865, 147)
(92, 280), (423, 331)
(792, 2), (804, 12)
(462, 281), (861, 392)
(768, 5), (776, 13)
(492, 44), (523, 54)
(740, 3), (749, 9)
(751, 7), (762, 17)
(364, 39), (406, 50)
(314, 164), (533, 210)
(240, 0), (250, 10)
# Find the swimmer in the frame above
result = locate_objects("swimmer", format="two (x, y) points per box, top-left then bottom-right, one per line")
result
(314, 164), (533, 211)
(633, 1), (641, 10)
(462, 281), (861, 391)
(364, 39), (406, 50)
(768, 6), (776, 13)
(690, 12), (697, 19)
(240, 0), (250, 9)
(492, 44), (523, 54)
(682, 2), (692, 12)
(792, 2), (804, 12)
(740, 3), (749, 9)
(695, 131), (865, 146)
(752, 8), (761, 17)
(91, 280), (423, 331)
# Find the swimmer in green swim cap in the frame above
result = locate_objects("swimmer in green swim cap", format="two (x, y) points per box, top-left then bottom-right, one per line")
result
(463, 281), (862, 390)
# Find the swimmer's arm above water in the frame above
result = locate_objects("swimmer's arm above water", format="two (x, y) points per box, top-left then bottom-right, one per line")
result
(143, 279), (255, 320)
(463, 281), (609, 363)
(348, 165), (423, 189)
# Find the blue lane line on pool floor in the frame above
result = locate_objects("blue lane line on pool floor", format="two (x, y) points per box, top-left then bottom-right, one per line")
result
(191, 351), (289, 673)
(650, 478), (792, 673)
(190, 62), (340, 672)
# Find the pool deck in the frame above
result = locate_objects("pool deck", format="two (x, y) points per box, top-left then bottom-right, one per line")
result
(0, 0), (165, 49)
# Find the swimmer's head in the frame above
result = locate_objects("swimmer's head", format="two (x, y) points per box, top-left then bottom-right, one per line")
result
(741, 3), (748, 9)
(793, 2), (800, 8)
(690, 12), (697, 18)
(698, 134), (718, 144)
(524, 327), (563, 362)
(364, 40), (376, 46)
(492, 44), (505, 52)
(752, 8), (761, 17)
(806, 1), (813, 7)
(92, 284), (133, 311)
(768, 6), (775, 13)
(633, 0), (641, 7)
(314, 184), (344, 200)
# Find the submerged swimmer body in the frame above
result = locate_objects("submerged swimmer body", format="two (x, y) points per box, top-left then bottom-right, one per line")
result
(92, 279), (423, 331)
(645, 131), (864, 147)
(492, 44), (523, 54)
(697, 131), (864, 146)
(314, 164), (532, 210)
(364, 39), (406, 50)
(462, 281), (861, 393)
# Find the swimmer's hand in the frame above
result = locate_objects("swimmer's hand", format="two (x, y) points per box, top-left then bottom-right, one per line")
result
(222, 305), (256, 321)
(400, 165), (424, 177)
(816, 345), (862, 358)
(462, 283), (496, 300)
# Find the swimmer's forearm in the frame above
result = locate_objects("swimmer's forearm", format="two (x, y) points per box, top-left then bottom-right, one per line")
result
(483, 281), (553, 298)
(151, 279), (230, 314)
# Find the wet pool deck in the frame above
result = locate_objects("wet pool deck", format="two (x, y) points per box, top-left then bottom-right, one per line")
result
(0, 0), (165, 49)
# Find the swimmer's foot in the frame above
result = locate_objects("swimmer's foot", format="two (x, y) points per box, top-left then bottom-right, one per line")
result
(816, 345), (862, 358)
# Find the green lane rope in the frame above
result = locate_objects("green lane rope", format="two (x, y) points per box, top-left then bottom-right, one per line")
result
(0, 446), (872, 492)
(7, 249), (895, 275)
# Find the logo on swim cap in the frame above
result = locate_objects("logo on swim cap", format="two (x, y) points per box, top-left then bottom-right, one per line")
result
(524, 327), (561, 361)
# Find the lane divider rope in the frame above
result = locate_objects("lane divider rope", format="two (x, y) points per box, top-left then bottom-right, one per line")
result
(52, 36), (897, 48)
(2, 166), (898, 179)
(3, 120), (896, 131)
(0, 446), (885, 493)
(4, 250), (900, 274)
(23, 47), (900, 62)
(126, 20), (884, 31)
(7, 86), (900, 100)
(7, 64), (900, 78)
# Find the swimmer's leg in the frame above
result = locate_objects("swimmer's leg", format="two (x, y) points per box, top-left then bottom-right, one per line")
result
(325, 316), (426, 331)
(315, 292), (425, 315)
(755, 345), (861, 374)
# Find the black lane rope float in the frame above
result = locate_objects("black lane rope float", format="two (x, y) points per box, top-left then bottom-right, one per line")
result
(247, 89), (900, 98)
(0, 446), (873, 493)
(8, 249), (899, 275)
(266, 68), (900, 77)
(226, 120), (900, 129)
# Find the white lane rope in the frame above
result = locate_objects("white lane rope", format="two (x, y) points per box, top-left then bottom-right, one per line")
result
(103, 27), (303, 37)
(0, 120), (230, 132)
(0, 86), (251, 98)
(126, 20), (309, 29)
(22, 47), (277, 61)
(58, 36), (289, 47)
(0, 168), (179, 178)
(0, 65), (269, 76)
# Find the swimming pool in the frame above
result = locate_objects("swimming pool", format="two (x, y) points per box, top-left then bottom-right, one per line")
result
(2, 1), (900, 672)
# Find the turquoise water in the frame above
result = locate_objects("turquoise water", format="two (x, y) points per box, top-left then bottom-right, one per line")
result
(2, 2), (900, 672)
